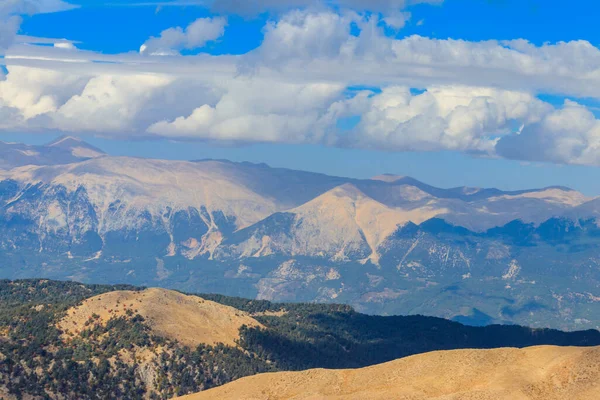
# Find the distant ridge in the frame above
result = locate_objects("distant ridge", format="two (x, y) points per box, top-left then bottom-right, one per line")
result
(0, 135), (105, 169)
(371, 173), (407, 182)
(0, 138), (598, 330)
(46, 135), (106, 158)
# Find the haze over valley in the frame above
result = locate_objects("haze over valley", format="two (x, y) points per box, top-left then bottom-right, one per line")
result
(1, 137), (599, 330)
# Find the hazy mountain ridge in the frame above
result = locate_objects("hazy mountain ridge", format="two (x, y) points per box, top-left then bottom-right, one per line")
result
(0, 136), (105, 169)
(0, 139), (599, 330)
(0, 149), (589, 258)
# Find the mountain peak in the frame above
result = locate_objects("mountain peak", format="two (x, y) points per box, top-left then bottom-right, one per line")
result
(329, 183), (367, 200)
(45, 135), (106, 159)
(46, 135), (83, 147)
(371, 174), (407, 183)
(290, 183), (446, 263)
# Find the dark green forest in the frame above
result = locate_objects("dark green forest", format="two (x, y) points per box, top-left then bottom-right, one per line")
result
(1, 279), (599, 399)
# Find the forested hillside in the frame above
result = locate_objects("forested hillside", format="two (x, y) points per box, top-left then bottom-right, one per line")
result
(1, 279), (599, 399)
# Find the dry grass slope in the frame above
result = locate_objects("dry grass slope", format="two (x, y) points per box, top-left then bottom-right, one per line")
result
(178, 345), (600, 400)
(58, 288), (263, 347)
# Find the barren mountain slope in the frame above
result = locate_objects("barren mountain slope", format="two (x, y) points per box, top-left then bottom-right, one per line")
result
(224, 183), (448, 262)
(58, 288), (263, 347)
(276, 183), (447, 261)
(0, 157), (283, 232)
(179, 346), (600, 400)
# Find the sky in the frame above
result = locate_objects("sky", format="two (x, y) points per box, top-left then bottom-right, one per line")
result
(3, 0), (600, 194)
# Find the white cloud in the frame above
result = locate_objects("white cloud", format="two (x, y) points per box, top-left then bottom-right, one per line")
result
(0, 65), (224, 134)
(140, 17), (227, 55)
(255, 10), (355, 64)
(147, 83), (557, 155)
(345, 86), (552, 153)
(231, 11), (600, 100)
(52, 74), (175, 132)
(8, 11), (600, 98)
(148, 78), (345, 143)
(3, 60), (600, 167)
(3, 8), (600, 167)
(0, 0), (76, 52)
(496, 101), (600, 166)
(0, 66), (88, 120)
(53, 42), (76, 50)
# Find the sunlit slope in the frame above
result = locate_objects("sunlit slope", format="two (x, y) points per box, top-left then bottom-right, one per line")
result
(224, 183), (446, 262)
(58, 288), (263, 347)
(179, 346), (600, 400)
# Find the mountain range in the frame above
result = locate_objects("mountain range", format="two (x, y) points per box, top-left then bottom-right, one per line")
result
(0, 137), (599, 330)
(0, 136), (105, 169)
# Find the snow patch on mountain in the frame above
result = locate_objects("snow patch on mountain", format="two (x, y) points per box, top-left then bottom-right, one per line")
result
(502, 260), (521, 280)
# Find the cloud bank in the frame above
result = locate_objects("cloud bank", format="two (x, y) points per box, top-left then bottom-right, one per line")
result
(4, 3), (600, 167)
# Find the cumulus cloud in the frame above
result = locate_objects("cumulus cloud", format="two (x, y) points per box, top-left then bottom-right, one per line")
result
(146, 83), (557, 154)
(140, 17), (227, 55)
(0, 65), (223, 134)
(3, 59), (600, 167)
(148, 78), (344, 143)
(344, 86), (552, 153)
(0, 66), (88, 120)
(237, 11), (600, 99)
(9, 10), (600, 97)
(496, 101), (600, 166)
(256, 10), (355, 64)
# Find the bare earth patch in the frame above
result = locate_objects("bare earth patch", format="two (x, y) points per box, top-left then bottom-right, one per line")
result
(58, 288), (263, 347)
(178, 345), (600, 400)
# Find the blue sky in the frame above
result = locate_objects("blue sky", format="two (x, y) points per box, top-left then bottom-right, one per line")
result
(21, 0), (600, 53)
(3, 0), (600, 194)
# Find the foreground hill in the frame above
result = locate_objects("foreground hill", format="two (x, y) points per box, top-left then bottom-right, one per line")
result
(1, 279), (600, 399)
(58, 288), (262, 347)
(181, 346), (600, 400)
